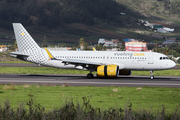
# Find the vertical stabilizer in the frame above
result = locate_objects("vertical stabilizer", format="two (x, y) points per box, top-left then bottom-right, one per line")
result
(12, 23), (50, 65)
(13, 23), (41, 53)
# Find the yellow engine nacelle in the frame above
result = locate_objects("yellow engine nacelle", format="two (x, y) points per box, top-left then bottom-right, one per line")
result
(97, 65), (119, 77)
(119, 70), (131, 75)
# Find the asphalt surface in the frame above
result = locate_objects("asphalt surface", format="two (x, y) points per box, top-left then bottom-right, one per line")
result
(0, 63), (42, 67)
(0, 63), (180, 87)
(0, 74), (180, 87)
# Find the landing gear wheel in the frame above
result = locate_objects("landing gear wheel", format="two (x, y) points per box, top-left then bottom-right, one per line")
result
(150, 70), (154, 80)
(150, 76), (154, 80)
(87, 74), (94, 79)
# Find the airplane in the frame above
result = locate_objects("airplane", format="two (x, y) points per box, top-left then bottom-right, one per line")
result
(9, 23), (176, 79)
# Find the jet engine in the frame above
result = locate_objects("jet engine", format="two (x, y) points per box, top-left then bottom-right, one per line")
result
(97, 65), (119, 77)
(119, 70), (131, 75)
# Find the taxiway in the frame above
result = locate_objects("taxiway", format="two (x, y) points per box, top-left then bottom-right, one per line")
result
(0, 74), (179, 87)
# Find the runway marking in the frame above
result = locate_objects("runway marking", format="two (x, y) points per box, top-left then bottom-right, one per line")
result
(0, 80), (180, 86)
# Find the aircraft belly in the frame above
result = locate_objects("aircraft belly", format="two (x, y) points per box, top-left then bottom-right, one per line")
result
(49, 60), (75, 69)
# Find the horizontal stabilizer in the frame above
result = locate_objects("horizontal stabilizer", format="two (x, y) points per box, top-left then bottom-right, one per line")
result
(9, 52), (29, 57)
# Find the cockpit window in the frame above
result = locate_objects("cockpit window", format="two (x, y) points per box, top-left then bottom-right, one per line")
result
(160, 57), (169, 60)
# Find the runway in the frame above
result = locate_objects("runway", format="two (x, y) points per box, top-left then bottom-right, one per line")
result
(0, 74), (180, 87)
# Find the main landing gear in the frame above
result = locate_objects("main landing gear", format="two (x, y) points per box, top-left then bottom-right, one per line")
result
(150, 70), (154, 79)
(87, 73), (94, 79)
(87, 70), (94, 79)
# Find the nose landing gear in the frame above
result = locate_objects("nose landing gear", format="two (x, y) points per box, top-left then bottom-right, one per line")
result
(150, 70), (154, 79)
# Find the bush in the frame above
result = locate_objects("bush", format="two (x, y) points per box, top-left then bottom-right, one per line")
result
(0, 97), (179, 119)
(177, 58), (180, 64)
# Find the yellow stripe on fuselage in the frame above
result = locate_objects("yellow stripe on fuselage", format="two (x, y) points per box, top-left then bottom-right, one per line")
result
(45, 47), (54, 59)
(93, 47), (96, 51)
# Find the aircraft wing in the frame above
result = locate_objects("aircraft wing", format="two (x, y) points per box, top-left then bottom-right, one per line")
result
(60, 58), (125, 69)
(60, 59), (103, 66)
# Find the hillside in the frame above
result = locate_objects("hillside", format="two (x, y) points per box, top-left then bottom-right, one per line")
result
(116, 0), (180, 23)
(0, 0), (180, 45)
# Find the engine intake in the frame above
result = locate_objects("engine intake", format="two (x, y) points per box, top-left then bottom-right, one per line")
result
(97, 65), (119, 77)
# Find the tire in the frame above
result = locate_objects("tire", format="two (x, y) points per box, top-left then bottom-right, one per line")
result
(87, 74), (93, 79)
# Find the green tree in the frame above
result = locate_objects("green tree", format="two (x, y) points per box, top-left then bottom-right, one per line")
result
(8, 41), (18, 51)
(95, 44), (103, 51)
(84, 42), (89, 50)
(14, 41), (17, 50)
(79, 38), (84, 50)
(169, 50), (179, 58)
(177, 58), (180, 64)
(42, 35), (48, 47)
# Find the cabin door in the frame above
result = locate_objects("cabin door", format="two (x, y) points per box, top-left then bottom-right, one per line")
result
(148, 53), (154, 64)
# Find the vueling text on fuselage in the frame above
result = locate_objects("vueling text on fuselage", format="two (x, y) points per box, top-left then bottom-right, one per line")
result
(133, 53), (145, 56)
(114, 52), (133, 57)
(114, 52), (145, 57)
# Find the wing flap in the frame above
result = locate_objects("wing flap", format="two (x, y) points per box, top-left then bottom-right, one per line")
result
(62, 59), (102, 66)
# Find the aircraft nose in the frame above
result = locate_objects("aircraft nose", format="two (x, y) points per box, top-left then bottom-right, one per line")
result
(170, 60), (176, 68)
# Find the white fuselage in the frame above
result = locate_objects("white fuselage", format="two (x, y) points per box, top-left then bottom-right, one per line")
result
(41, 49), (176, 71)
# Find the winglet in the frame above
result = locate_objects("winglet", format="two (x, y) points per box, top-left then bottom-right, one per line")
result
(93, 47), (96, 51)
(45, 47), (55, 60)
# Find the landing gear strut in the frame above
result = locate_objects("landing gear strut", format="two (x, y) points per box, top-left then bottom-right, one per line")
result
(150, 70), (154, 79)
(87, 70), (94, 79)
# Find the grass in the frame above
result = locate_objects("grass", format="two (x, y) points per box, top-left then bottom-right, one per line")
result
(0, 85), (179, 113)
(0, 67), (179, 76)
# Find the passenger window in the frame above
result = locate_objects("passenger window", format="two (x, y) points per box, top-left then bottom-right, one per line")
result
(160, 57), (162, 60)
(163, 57), (165, 60)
